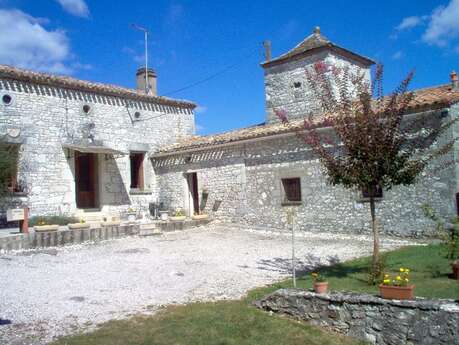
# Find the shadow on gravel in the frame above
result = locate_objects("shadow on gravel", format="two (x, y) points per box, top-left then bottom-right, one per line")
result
(256, 254), (344, 276)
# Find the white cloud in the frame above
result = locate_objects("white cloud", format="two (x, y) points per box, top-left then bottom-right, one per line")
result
(392, 51), (404, 60)
(56, 0), (89, 18)
(422, 0), (459, 46)
(396, 16), (426, 31)
(195, 105), (207, 114)
(0, 9), (74, 74)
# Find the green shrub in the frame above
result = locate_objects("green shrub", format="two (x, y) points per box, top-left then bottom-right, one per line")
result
(29, 216), (79, 226)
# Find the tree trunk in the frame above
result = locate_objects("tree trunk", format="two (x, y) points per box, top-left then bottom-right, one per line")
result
(369, 195), (380, 281)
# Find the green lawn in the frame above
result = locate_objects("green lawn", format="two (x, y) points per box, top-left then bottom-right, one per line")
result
(51, 244), (458, 345)
(52, 301), (365, 345)
(248, 244), (459, 302)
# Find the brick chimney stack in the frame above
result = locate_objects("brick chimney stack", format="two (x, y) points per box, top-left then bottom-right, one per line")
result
(451, 70), (459, 91)
(136, 67), (157, 95)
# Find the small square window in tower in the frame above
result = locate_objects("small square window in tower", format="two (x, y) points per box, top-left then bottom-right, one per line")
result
(130, 152), (145, 190)
(281, 177), (302, 205)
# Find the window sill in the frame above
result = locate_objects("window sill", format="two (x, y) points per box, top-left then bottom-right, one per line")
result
(281, 201), (302, 206)
(9, 191), (27, 197)
(129, 189), (152, 195)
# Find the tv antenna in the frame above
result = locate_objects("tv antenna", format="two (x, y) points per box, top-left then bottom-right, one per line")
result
(131, 23), (150, 94)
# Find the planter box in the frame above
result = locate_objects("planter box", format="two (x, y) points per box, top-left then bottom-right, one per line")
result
(379, 284), (415, 300)
(170, 216), (186, 221)
(68, 223), (90, 230)
(313, 282), (329, 294)
(192, 214), (209, 220)
(33, 225), (59, 232)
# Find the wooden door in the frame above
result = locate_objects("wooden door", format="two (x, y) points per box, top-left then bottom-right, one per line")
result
(187, 172), (199, 215)
(75, 152), (98, 209)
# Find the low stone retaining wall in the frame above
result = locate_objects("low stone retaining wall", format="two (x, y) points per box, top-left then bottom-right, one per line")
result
(255, 289), (459, 345)
(0, 224), (138, 251)
(158, 218), (211, 231)
(0, 218), (212, 251)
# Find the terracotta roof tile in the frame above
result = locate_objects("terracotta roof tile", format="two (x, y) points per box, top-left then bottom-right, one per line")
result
(153, 84), (459, 156)
(0, 64), (196, 108)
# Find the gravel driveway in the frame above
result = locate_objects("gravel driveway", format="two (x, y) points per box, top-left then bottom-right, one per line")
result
(0, 225), (413, 345)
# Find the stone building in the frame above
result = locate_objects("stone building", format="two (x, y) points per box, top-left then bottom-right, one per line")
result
(1, 27), (459, 236)
(151, 28), (459, 237)
(0, 65), (195, 223)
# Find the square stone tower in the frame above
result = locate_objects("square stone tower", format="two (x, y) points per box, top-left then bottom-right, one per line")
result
(261, 27), (375, 124)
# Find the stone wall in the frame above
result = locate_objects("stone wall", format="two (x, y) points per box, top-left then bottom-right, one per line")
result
(263, 51), (371, 124)
(0, 78), (195, 219)
(256, 289), (459, 345)
(154, 109), (457, 237)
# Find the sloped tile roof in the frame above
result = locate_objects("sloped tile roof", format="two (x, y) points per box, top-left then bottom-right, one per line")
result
(261, 27), (375, 68)
(0, 64), (196, 108)
(152, 84), (459, 156)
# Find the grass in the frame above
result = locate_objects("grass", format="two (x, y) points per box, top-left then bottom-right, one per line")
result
(248, 244), (459, 302)
(52, 301), (365, 345)
(51, 244), (458, 345)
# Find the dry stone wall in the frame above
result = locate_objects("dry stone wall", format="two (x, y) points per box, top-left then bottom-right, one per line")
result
(256, 289), (459, 345)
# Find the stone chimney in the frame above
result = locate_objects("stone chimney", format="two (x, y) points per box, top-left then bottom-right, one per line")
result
(136, 67), (157, 95)
(263, 40), (272, 62)
(451, 70), (459, 91)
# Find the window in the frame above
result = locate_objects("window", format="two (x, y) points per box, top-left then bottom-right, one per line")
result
(281, 177), (302, 205)
(82, 104), (91, 114)
(2, 94), (12, 105)
(3, 145), (20, 192)
(361, 185), (383, 200)
(130, 152), (145, 190)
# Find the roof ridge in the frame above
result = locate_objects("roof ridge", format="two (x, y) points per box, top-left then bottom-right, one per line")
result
(0, 64), (196, 108)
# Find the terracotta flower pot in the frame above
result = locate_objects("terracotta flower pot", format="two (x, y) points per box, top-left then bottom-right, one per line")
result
(33, 224), (59, 232)
(452, 261), (459, 280)
(313, 282), (329, 294)
(379, 284), (415, 300)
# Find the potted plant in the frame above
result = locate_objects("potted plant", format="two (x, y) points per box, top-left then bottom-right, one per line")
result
(311, 272), (328, 294)
(379, 268), (415, 300)
(101, 216), (121, 227)
(68, 218), (90, 230)
(170, 208), (186, 221)
(126, 207), (137, 222)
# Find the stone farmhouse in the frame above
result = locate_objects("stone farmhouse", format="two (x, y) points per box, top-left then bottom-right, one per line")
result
(1, 27), (459, 236)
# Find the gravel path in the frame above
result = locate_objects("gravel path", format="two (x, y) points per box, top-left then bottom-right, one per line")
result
(0, 225), (415, 344)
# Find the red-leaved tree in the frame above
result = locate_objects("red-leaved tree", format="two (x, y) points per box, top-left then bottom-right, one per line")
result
(276, 63), (456, 283)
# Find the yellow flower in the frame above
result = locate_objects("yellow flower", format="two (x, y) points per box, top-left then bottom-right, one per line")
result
(383, 279), (390, 284)
(311, 273), (318, 277)
(405, 269), (410, 273)
(396, 276), (402, 281)
(384, 274), (389, 278)
(405, 278), (409, 282)
(399, 268), (405, 272)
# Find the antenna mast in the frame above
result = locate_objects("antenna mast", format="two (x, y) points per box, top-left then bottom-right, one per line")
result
(131, 24), (150, 94)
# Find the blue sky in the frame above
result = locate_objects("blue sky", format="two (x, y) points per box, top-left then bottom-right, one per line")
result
(1, 1), (459, 135)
